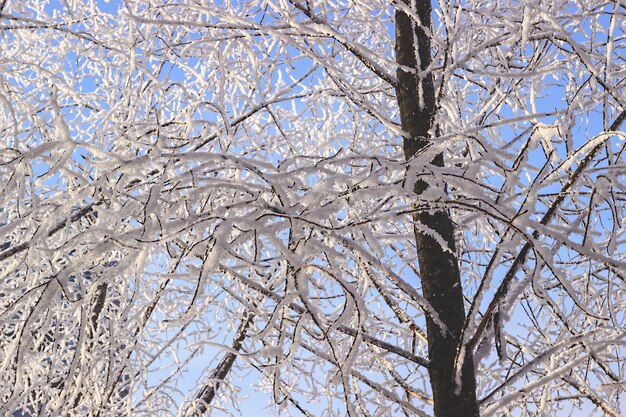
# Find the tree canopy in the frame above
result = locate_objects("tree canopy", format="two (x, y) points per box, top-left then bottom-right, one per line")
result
(0, 0), (625, 416)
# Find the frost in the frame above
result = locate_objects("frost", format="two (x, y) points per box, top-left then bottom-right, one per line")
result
(0, 0), (624, 416)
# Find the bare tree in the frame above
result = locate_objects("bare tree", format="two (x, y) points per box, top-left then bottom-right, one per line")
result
(0, 1), (625, 416)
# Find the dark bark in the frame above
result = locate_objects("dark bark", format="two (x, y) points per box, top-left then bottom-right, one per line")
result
(70, 281), (109, 411)
(394, 2), (479, 416)
(189, 311), (254, 416)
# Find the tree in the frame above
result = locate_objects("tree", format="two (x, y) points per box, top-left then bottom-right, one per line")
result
(395, 1), (478, 416)
(0, 0), (625, 416)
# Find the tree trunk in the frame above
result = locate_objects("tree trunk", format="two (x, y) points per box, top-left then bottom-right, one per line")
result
(187, 311), (254, 416)
(394, 2), (479, 416)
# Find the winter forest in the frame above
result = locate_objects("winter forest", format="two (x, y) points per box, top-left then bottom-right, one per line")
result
(0, 0), (625, 416)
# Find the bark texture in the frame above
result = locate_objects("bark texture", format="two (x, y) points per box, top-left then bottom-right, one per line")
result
(394, 2), (479, 416)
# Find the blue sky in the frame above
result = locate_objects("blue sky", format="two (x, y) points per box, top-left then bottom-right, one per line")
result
(3, 0), (624, 415)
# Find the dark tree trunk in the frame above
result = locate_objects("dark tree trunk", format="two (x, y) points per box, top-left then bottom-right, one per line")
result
(394, 2), (479, 416)
(190, 311), (254, 416)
